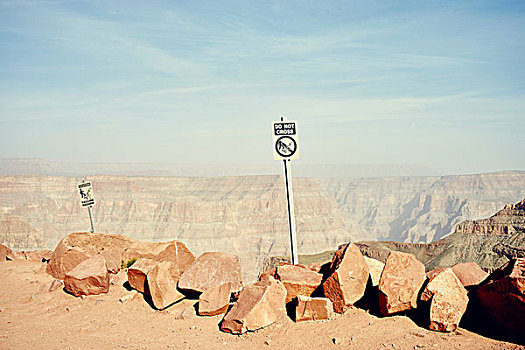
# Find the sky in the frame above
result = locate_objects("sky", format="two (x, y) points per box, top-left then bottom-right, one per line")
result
(0, 0), (524, 175)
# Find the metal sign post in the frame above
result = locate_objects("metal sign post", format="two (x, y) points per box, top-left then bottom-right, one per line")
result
(272, 116), (299, 265)
(78, 180), (96, 233)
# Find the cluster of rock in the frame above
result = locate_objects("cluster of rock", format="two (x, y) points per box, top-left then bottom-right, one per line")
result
(3, 231), (524, 339)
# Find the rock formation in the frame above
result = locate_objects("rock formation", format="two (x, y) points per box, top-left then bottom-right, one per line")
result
(63, 255), (110, 296)
(378, 252), (426, 315)
(220, 278), (287, 334)
(472, 258), (525, 337)
(450, 262), (488, 287)
(294, 296), (334, 322)
(322, 243), (369, 313)
(127, 258), (157, 294)
(178, 252), (243, 294)
(274, 264), (322, 303)
(1, 243), (13, 260)
(420, 268), (469, 332)
(147, 261), (184, 310)
(198, 282), (232, 316)
(363, 256), (384, 286)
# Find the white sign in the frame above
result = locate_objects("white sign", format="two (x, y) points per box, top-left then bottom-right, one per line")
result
(272, 120), (299, 160)
(78, 182), (95, 207)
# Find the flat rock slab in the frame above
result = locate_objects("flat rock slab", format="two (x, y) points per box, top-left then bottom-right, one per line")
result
(451, 262), (488, 287)
(220, 278), (286, 334)
(473, 258), (525, 337)
(63, 255), (110, 296)
(198, 282), (232, 316)
(274, 264), (322, 303)
(378, 251), (426, 315)
(147, 261), (184, 310)
(294, 296), (334, 322)
(421, 268), (468, 332)
(322, 243), (369, 313)
(127, 258), (157, 294)
(178, 252), (242, 293)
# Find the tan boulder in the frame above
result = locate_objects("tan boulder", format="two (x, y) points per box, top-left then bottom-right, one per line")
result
(451, 262), (488, 287)
(294, 295), (334, 322)
(473, 258), (525, 336)
(198, 282), (232, 316)
(364, 256), (385, 286)
(378, 251), (426, 315)
(220, 278), (287, 334)
(19, 249), (54, 262)
(147, 261), (184, 310)
(304, 260), (331, 274)
(322, 243), (369, 313)
(274, 264), (322, 303)
(0, 243), (14, 260)
(63, 255), (110, 296)
(127, 258), (157, 294)
(153, 241), (195, 280)
(47, 232), (194, 280)
(178, 252), (242, 293)
(421, 268), (469, 332)
(259, 267), (277, 281)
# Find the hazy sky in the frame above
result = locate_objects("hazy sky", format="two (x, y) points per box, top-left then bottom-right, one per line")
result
(1, 1), (524, 174)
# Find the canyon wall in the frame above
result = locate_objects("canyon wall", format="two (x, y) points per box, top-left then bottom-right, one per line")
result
(1, 171), (524, 281)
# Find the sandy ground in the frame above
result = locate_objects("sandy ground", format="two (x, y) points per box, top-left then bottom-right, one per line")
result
(0, 260), (523, 350)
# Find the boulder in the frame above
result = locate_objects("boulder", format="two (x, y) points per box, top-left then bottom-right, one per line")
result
(322, 243), (369, 313)
(127, 258), (157, 294)
(63, 255), (110, 296)
(259, 267), (277, 281)
(147, 261), (184, 310)
(378, 251), (426, 315)
(451, 262), (488, 288)
(198, 282), (232, 316)
(178, 252), (242, 294)
(220, 278), (287, 334)
(294, 296), (334, 322)
(0, 243), (13, 261)
(20, 249), (54, 262)
(304, 260), (331, 274)
(364, 256), (385, 286)
(473, 258), (525, 336)
(421, 268), (469, 332)
(274, 264), (322, 303)
(47, 232), (194, 280)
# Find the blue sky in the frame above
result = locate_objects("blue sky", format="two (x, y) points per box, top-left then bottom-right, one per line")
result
(1, 0), (524, 174)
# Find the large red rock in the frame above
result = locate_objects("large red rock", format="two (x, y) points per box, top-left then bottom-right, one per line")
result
(47, 232), (194, 280)
(220, 278), (286, 334)
(274, 264), (322, 303)
(322, 243), (369, 313)
(147, 261), (184, 310)
(178, 252), (242, 293)
(1, 243), (14, 261)
(421, 268), (469, 332)
(198, 282), (232, 316)
(127, 258), (157, 294)
(378, 251), (426, 315)
(63, 255), (110, 296)
(473, 258), (525, 336)
(451, 262), (488, 287)
(294, 295), (334, 322)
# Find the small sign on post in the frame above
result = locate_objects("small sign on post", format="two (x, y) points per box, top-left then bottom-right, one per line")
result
(272, 117), (299, 265)
(78, 181), (96, 233)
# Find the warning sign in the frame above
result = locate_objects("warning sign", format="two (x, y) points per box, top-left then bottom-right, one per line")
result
(78, 182), (95, 207)
(272, 121), (299, 160)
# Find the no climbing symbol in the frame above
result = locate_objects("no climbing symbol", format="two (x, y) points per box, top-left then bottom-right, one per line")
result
(275, 136), (297, 158)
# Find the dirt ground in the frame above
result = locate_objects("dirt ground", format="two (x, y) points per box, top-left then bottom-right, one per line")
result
(0, 260), (523, 350)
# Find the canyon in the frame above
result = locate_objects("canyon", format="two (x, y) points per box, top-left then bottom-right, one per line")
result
(1, 171), (524, 281)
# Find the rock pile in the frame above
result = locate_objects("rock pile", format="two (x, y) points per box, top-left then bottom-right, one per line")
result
(6, 231), (520, 339)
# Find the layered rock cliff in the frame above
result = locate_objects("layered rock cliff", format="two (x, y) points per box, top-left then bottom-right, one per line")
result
(0, 175), (353, 281)
(321, 171), (525, 242)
